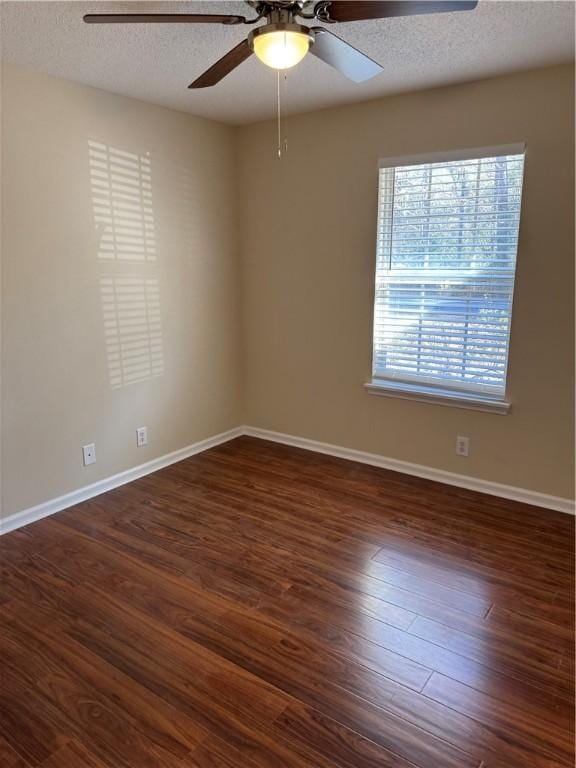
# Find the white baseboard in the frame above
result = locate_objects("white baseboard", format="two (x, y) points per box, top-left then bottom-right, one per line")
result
(0, 427), (243, 536)
(2, 423), (572, 535)
(242, 426), (575, 515)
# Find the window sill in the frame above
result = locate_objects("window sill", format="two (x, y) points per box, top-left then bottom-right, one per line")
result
(364, 380), (510, 415)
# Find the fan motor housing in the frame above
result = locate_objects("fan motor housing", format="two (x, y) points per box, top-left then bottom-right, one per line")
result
(246, 1), (309, 12)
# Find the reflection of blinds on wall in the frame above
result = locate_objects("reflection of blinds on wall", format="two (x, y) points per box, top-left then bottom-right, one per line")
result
(100, 276), (164, 389)
(89, 140), (164, 389)
(373, 148), (525, 398)
(89, 141), (156, 262)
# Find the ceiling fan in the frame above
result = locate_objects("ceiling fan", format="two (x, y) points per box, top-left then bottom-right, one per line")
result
(84, 1), (478, 88)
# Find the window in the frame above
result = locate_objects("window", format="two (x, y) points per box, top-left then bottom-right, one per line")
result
(367, 145), (525, 413)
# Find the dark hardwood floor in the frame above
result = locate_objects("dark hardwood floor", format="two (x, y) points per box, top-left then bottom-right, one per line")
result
(0, 436), (574, 768)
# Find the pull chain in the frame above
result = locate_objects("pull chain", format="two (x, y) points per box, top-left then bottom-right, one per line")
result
(277, 70), (282, 158)
(283, 70), (288, 156)
(276, 70), (288, 159)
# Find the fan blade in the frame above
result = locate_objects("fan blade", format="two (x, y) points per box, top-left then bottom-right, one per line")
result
(310, 28), (382, 82)
(189, 40), (253, 89)
(84, 14), (247, 25)
(320, 1), (478, 23)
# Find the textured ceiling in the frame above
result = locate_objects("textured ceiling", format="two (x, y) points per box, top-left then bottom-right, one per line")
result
(1, 1), (574, 125)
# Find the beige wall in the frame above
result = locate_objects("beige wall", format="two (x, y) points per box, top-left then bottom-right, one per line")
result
(238, 64), (575, 500)
(2, 63), (574, 519)
(1, 64), (242, 518)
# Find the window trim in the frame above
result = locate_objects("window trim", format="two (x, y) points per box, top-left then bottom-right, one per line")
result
(378, 143), (526, 169)
(368, 143), (525, 412)
(365, 378), (511, 415)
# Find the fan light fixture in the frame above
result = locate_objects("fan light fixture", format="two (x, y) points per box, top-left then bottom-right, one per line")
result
(248, 24), (314, 70)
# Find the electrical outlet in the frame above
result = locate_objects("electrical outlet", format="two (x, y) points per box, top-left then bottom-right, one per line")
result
(136, 426), (148, 447)
(456, 436), (470, 457)
(82, 443), (96, 466)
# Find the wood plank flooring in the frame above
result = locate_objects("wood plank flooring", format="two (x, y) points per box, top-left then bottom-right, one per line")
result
(0, 436), (573, 768)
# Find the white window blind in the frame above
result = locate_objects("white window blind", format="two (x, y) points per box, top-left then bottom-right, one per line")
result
(372, 148), (525, 399)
